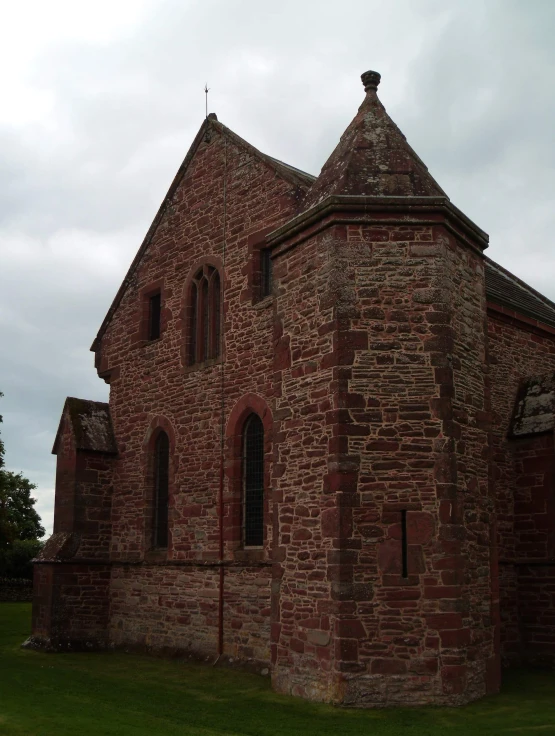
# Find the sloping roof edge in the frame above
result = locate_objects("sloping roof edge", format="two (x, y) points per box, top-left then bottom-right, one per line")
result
(52, 397), (117, 455)
(485, 256), (555, 331)
(91, 117), (315, 351)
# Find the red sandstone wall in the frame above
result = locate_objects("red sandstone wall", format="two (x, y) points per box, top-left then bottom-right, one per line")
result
(488, 312), (555, 665)
(270, 230), (336, 700)
(52, 411), (113, 558)
(97, 124), (303, 659)
(32, 409), (114, 648)
(270, 219), (494, 706)
(345, 223), (447, 705)
(53, 414), (77, 533)
(513, 435), (555, 561)
(444, 234), (495, 697)
(306, 222), (491, 705)
(73, 451), (114, 559)
(110, 564), (271, 662)
(347, 223), (492, 705)
(31, 563), (111, 649)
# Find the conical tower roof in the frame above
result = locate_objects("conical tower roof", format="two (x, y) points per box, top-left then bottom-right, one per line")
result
(302, 71), (446, 209)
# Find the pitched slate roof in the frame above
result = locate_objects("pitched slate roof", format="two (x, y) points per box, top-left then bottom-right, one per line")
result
(52, 398), (117, 455)
(302, 70), (446, 209)
(485, 257), (555, 330)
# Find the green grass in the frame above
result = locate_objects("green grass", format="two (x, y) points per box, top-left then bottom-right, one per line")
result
(1, 604), (555, 735)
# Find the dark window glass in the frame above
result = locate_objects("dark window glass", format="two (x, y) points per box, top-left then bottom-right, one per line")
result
(212, 272), (221, 359)
(154, 432), (169, 548)
(148, 292), (161, 340)
(243, 414), (264, 547)
(260, 249), (272, 298)
(202, 278), (209, 361)
(189, 281), (197, 365)
(189, 265), (222, 365)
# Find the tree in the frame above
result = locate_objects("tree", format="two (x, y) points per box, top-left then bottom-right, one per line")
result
(0, 471), (45, 547)
(0, 393), (45, 578)
(0, 392), (4, 470)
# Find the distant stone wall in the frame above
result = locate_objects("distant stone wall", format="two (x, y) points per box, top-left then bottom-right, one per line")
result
(0, 577), (33, 602)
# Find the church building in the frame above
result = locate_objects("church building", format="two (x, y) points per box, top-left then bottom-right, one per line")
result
(28, 71), (555, 706)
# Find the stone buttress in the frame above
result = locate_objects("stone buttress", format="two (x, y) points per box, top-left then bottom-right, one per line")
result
(26, 398), (116, 650)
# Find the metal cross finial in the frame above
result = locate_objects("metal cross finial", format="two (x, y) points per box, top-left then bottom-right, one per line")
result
(204, 83), (210, 119)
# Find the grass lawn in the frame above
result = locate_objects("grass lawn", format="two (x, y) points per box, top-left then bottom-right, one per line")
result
(1, 604), (555, 735)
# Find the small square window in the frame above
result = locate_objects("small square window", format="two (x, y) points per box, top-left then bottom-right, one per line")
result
(148, 292), (161, 340)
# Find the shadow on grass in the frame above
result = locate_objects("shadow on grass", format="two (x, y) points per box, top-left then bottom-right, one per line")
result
(1, 604), (554, 735)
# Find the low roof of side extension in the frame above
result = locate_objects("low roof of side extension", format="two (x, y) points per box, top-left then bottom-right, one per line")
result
(52, 397), (117, 455)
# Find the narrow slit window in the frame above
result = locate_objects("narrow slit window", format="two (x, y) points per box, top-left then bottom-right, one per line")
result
(148, 292), (161, 340)
(401, 509), (408, 578)
(153, 431), (169, 548)
(243, 414), (264, 547)
(260, 249), (272, 299)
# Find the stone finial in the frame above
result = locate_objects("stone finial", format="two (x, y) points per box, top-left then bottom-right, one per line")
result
(361, 70), (381, 93)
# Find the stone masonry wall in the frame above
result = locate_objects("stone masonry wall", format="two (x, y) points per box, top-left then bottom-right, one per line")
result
(96, 122), (304, 660)
(270, 229), (336, 701)
(442, 229), (495, 698)
(30, 562), (111, 650)
(110, 564), (271, 663)
(488, 312), (555, 665)
(31, 408), (114, 649)
(329, 221), (492, 705)
(53, 413), (77, 534)
(0, 578), (33, 602)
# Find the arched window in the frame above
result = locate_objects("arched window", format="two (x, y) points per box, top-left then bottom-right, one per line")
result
(153, 431), (170, 548)
(243, 414), (264, 547)
(188, 265), (221, 364)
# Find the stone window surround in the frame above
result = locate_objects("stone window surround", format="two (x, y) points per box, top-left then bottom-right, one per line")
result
(225, 393), (273, 562)
(244, 226), (276, 305)
(182, 255), (224, 372)
(142, 415), (177, 562)
(137, 278), (165, 345)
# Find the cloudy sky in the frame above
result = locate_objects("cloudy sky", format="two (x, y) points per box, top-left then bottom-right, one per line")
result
(1, 0), (553, 535)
